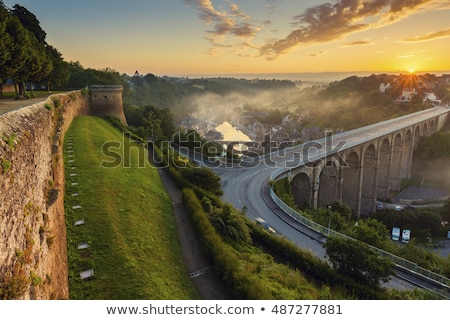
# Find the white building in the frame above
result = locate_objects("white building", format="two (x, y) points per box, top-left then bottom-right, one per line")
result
(396, 88), (417, 102)
(423, 92), (441, 106)
(379, 83), (391, 93)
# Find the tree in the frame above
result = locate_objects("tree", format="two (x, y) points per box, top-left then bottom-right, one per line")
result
(180, 167), (223, 196)
(208, 203), (252, 245)
(43, 45), (70, 92)
(142, 111), (163, 139)
(14, 31), (43, 98)
(350, 218), (389, 248)
(0, 9), (12, 88)
(327, 200), (352, 220)
(4, 15), (32, 98)
(441, 199), (450, 226)
(11, 4), (46, 43)
(22, 34), (53, 97)
(144, 73), (157, 83)
(324, 237), (394, 287)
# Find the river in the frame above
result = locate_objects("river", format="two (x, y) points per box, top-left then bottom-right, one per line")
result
(214, 121), (252, 142)
(214, 121), (252, 153)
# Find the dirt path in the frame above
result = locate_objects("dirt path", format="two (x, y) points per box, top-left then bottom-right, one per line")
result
(155, 166), (231, 300)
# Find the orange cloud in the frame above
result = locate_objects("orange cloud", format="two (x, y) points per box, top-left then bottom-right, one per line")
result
(401, 27), (450, 43)
(186, 0), (440, 60)
(309, 50), (326, 57)
(185, 0), (261, 53)
(260, 0), (435, 59)
(343, 40), (373, 46)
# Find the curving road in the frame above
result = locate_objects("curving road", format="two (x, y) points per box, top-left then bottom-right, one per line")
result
(212, 157), (420, 291)
(205, 107), (450, 294)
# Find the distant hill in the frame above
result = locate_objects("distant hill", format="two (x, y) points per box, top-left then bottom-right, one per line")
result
(123, 73), (450, 132)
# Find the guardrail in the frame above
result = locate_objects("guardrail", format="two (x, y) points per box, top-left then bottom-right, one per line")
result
(269, 187), (450, 289)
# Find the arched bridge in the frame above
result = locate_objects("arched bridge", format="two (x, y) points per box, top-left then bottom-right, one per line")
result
(270, 106), (450, 216)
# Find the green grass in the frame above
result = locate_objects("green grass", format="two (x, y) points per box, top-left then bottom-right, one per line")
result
(64, 116), (199, 299)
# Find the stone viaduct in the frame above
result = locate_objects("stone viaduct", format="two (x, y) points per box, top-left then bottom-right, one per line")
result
(271, 107), (450, 217)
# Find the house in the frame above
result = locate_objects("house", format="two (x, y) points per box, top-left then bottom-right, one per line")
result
(396, 88), (417, 102)
(379, 83), (391, 93)
(282, 114), (294, 125)
(204, 130), (223, 141)
(1, 79), (15, 94)
(423, 92), (441, 106)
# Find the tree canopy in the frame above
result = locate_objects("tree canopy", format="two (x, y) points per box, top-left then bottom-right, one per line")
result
(0, 4), (56, 97)
(324, 237), (395, 287)
(0, 4), (126, 97)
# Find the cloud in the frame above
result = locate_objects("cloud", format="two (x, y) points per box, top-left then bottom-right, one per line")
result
(342, 40), (373, 46)
(186, 0), (441, 59)
(397, 53), (415, 58)
(309, 50), (326, 57)
(401, 27), (450, 43)
(185, 0), (261, 54)
(259, 0), (435, 60)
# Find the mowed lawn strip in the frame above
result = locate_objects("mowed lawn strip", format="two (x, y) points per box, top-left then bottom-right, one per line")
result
(64, 116), (198, 299)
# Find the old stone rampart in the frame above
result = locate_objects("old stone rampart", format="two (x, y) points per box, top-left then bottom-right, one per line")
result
(0, 91), (89, 299)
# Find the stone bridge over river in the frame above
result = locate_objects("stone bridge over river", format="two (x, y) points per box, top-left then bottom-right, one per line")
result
(269, 106), (450, 217)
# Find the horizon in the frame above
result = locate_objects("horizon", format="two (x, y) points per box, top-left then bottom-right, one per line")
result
(3, 1), (450, 77)
(152, 70), (450, 82)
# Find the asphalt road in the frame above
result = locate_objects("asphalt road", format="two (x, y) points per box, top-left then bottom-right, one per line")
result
(212, 158), (423, 292)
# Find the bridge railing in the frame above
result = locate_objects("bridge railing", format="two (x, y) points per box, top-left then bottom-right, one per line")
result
(269, 187), (450, 289)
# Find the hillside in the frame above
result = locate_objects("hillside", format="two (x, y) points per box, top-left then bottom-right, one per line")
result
(63, 116), (199, 299)
(123, 73), (450, 141)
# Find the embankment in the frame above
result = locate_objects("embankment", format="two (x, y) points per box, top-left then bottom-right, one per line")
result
(0, 91), (89, 299)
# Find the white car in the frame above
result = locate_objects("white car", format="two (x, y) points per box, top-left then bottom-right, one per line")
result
(255, 217), (276, 234)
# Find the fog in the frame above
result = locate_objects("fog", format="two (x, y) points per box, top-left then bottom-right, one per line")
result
(411, 157), (450, 191)
(181, 87), (298, 124)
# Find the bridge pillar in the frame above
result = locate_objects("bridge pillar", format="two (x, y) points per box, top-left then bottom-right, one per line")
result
(317, 160), (340, 208)
(377, 139), (391, 200)
(401, 130), (414, 180)
(342, 152), (361, 216)
(312, 164), (321, 209)
(360, 145), (378, 215)
(390, 134), (403, 192)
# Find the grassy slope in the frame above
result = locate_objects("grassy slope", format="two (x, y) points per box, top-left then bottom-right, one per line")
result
(64, 116), (199, 299)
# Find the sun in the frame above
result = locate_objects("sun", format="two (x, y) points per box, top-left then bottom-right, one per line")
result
(407, 67), (416, 74)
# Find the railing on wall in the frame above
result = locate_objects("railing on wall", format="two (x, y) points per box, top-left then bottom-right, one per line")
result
(269, 185), (450, 290)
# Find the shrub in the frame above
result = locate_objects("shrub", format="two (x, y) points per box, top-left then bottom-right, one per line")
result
(51, 97), (61, 108)
(0, 159), (11, 174)
(2, 133), (16, 150)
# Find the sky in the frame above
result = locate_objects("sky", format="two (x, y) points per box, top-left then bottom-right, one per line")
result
(3, 0), (450, 77)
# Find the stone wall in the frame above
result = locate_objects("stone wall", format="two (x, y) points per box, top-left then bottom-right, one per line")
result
(0, 91), (89, 299)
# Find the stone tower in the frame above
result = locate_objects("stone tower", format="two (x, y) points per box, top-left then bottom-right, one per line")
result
(89, 85), (127, 125)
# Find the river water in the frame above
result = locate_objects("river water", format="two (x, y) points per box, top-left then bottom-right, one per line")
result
(214, 121), (252, 153)
(215, 121), (252, 142)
